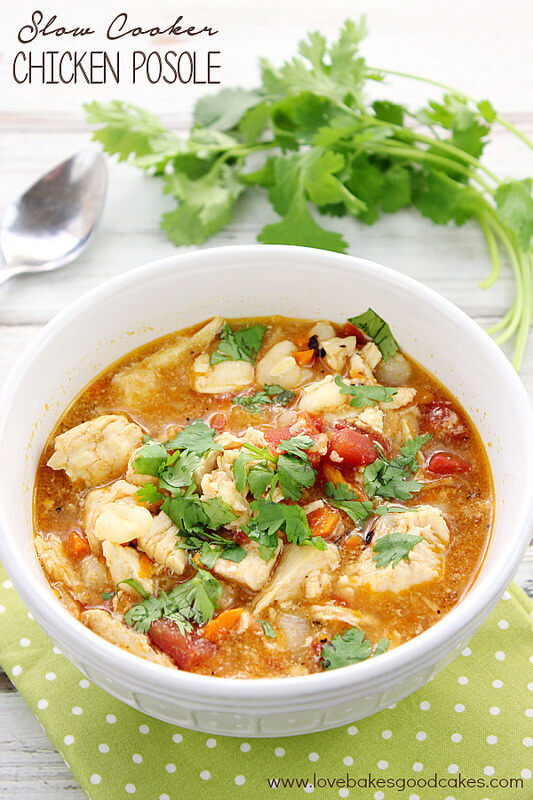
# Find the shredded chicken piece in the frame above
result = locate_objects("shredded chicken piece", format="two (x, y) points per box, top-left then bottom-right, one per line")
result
(83, 480), (149, 555)
(35, 535), (110, 604)
(82, 609), (174, 667)
(349, 505), (450, 594)
(254, 543), (340, 615)
(211, 540), (282, 592)
(193, 354), (255, 394)
(112, 318), (224, 404)
(136, 511), (187, 575)
(47, 415), (142, 486)
(256, 340), (312, 389)
(309, 604), (362, 628)
(322, 336), (357, 372)
(101, 541), (155, 596)
(361, 341), (382, 371)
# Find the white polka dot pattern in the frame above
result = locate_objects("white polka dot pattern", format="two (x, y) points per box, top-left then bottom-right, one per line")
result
(0, 565), (530, 800)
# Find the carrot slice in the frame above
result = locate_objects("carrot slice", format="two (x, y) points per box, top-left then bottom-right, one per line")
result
(203, 607), (244, 642)
(67, 531), (90, 560)
(307, 505), (340, 539)
(322, 463), (368, 501)
(294, 349), (315, 366)
(138, 553), (154, 578)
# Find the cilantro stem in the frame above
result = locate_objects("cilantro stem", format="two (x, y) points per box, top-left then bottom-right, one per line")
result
(356, 111), (500, 185)
(478, 214), (502, 289)
(353, 139), (494, 194)
(241, 442), (277, 464)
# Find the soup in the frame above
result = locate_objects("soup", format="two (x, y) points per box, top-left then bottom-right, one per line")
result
(33, 311), (492, 678)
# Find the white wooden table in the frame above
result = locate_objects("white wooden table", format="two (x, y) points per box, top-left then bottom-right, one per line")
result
(1, 0), (531, 796)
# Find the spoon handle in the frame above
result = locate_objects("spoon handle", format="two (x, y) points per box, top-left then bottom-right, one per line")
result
(0, 267), (24, 287)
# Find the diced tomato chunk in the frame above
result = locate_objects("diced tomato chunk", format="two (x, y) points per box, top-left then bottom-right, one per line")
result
(149, 619), (217, 670)
(422, 401), (467, 439)
(427, 451), (470, 475)
(339, 322), (368, 345)
(263, 425), (293, 446)
(328, 428), (378, 467)
(264, 412), (325, 465)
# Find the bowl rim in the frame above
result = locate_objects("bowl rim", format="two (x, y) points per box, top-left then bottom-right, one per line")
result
(1, 243), (532, 703)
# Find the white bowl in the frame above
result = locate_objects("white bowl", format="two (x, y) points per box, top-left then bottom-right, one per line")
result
(1, 245), (532, 737)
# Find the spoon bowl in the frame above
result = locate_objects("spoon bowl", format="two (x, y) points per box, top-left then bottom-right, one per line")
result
(0, 150), (107, 283)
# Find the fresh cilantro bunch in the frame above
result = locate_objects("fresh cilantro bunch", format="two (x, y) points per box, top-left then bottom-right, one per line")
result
(85, 18), (533, 368)
(321, 626), (389, 670)
(123, 569), (222, 634)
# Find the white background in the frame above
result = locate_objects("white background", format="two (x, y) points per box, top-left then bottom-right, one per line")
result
(0, 1), (532, 795)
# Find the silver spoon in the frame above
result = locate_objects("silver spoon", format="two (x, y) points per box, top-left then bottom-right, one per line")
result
(0, 150), (107, 287)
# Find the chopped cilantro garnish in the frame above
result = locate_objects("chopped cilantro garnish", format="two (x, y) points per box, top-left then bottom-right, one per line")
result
(210, 323), (266, 365)
(165, 420), (220, 456)
(232, 384), (296, 412)
(162, 494), (245, 562)
(233, 435), (316, 502)
(102, 579), (150, 603)
(348, 308), (398, 361)
(324, 481), (373, 525)
(136, 483), (164, 504)
(372, 532), (423, 568)
(364, 435), (430, 500)
(124, 569), (222, 635)
(244, 499), (325, 560)
(334, 376), (398, 407)
(321, 627), (390, 670)
(259, 620), (277, 638)
(133, 421), (220, 500)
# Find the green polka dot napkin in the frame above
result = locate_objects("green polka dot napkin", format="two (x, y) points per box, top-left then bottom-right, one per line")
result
(0, 564), (531, 800)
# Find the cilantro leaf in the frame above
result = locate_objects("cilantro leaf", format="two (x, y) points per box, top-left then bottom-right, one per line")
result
(161, 495), (239, 557)
(324, 481), (373, 525)
(258, 193), (348, 253)
(413, 170), (481, 226)
(321, 627), (390, 670)
(166, 421), (219, 456)
(210, 323), (266, 365)
(277, 453), (316, 500)
(278, 434), (314, 458)
(348, 308), (398, 361)
(334, 376), (398, 407)
(259, 620), (277, 638)
(363, 435), (430, 500)
(245, 499), (324, 555)
(193, 88), (262, 131)
(84, 100), (181, 168)
(234, 437), (316, 502)
(136, 484), (163, 504)
(372, 532), (423, 568)
(161, 164), (244, 246)
(232, 384), (296, 412)
(124, 569), (222, 634)
(494, 179), (533, 251)
(158, 451), (201, 494)
(133, 442), (168, 476)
